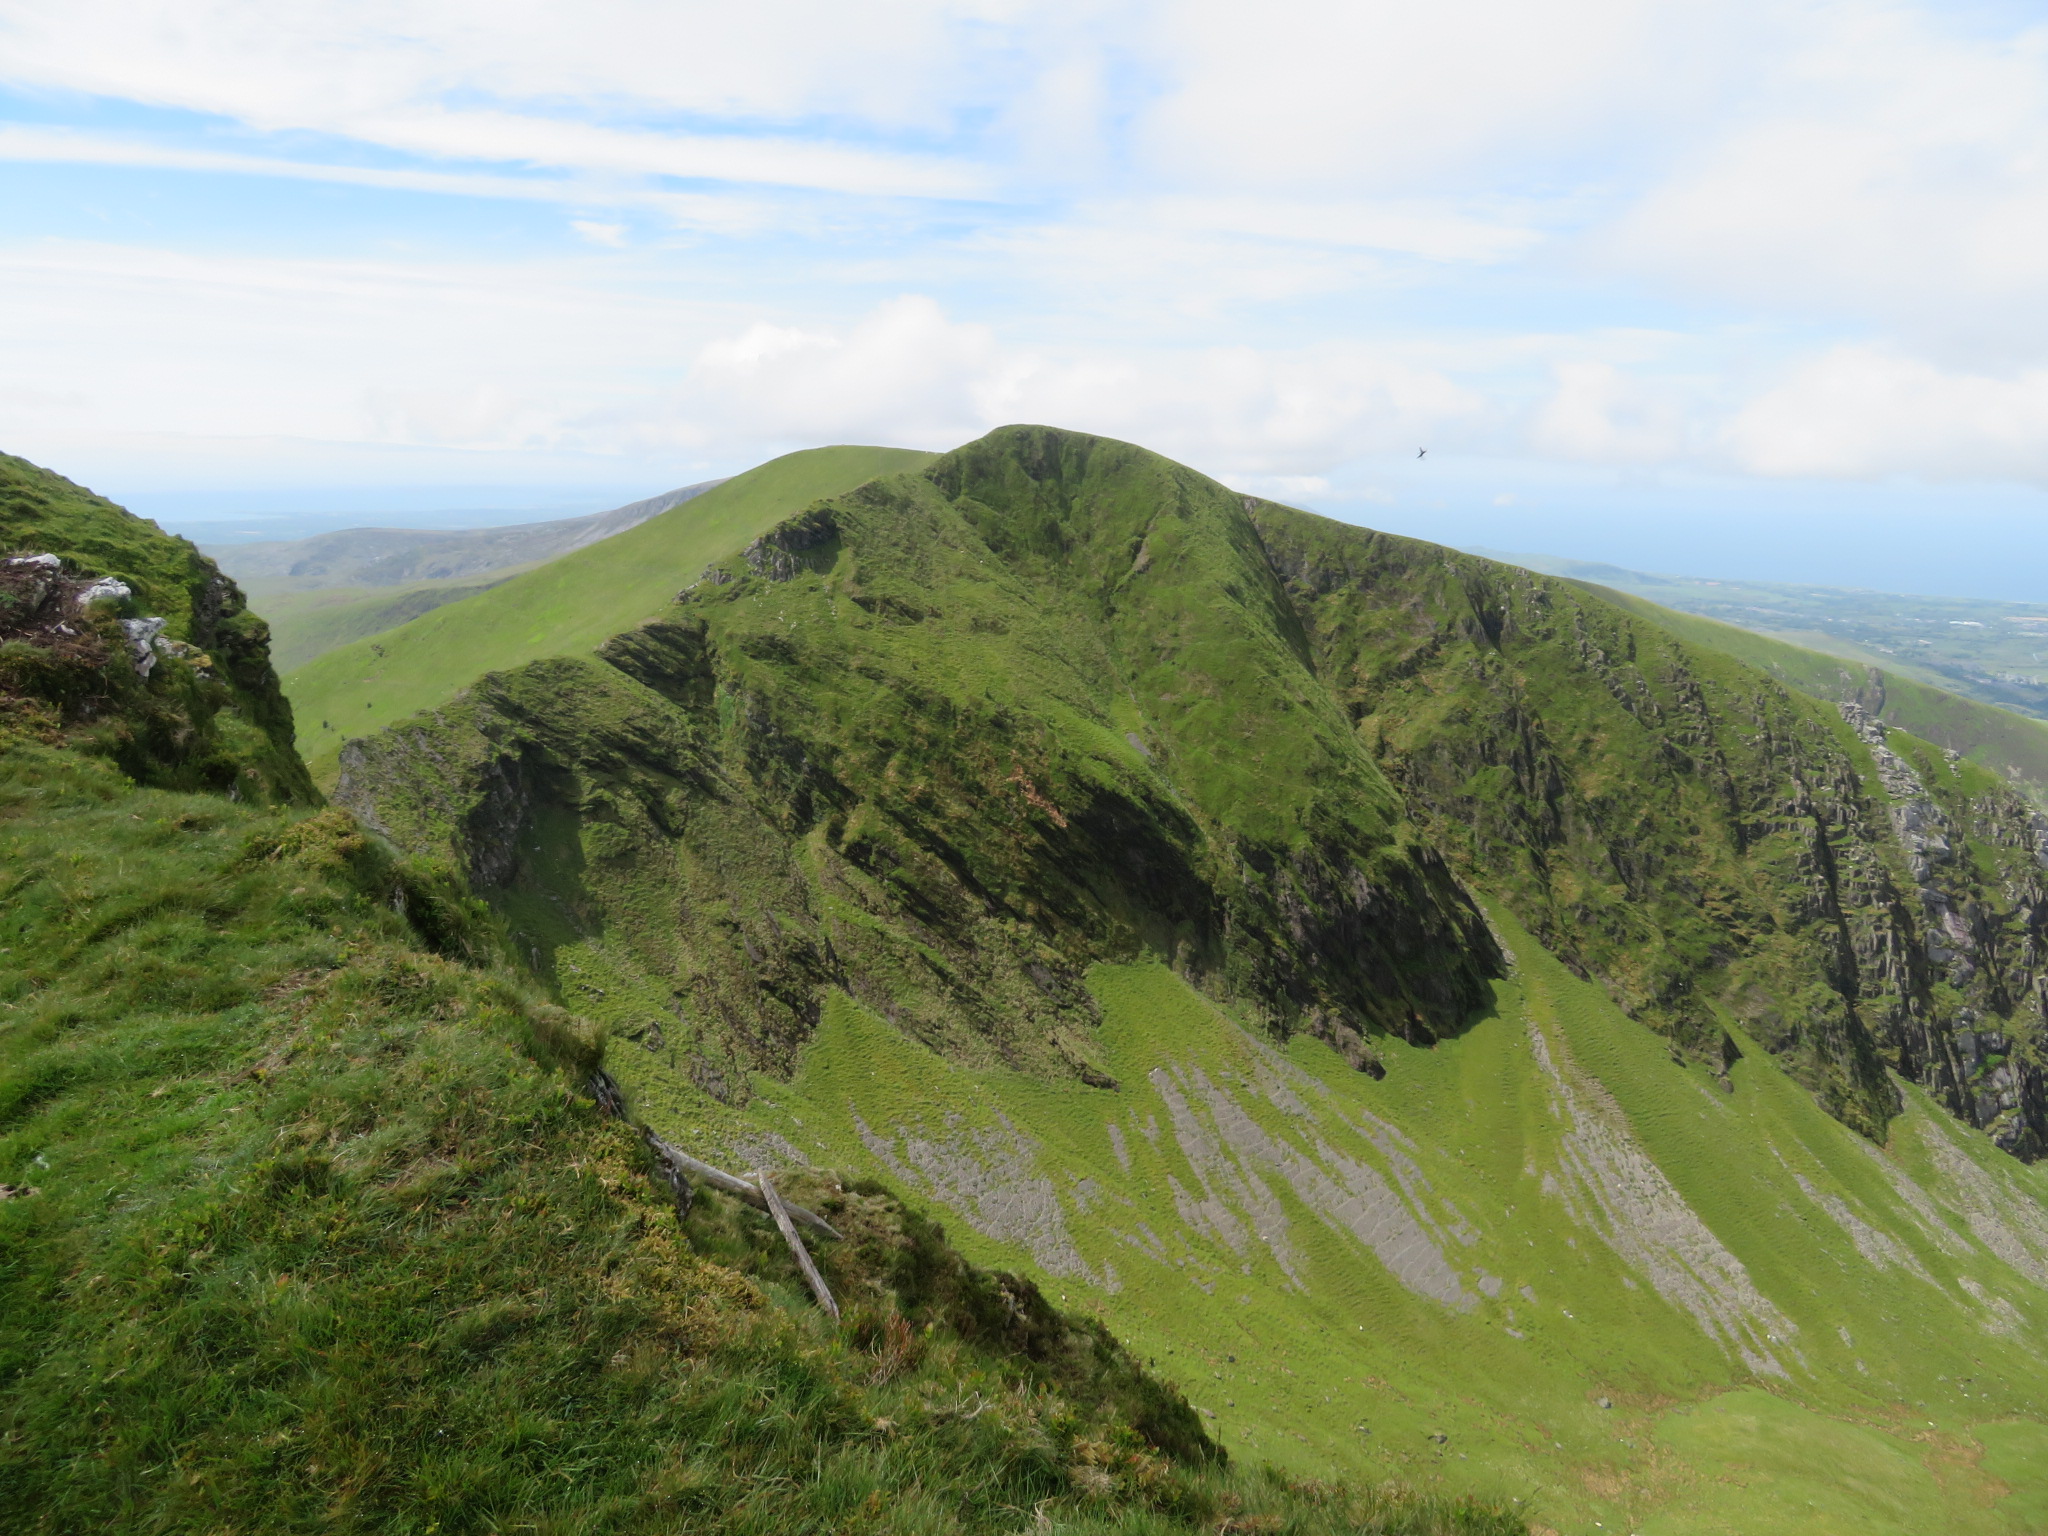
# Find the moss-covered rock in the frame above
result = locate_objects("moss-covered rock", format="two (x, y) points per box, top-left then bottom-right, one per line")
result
(0, 452), (312, 801)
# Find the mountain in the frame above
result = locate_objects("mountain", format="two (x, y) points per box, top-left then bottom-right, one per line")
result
(0, 447), (1508, 1535)
(206, 481), (727, 593)
(334, 425), (2048, 1535)
(1472, 547), (2048, 731)
(282, 446), (934, 783)
(203, 481), (728, 674)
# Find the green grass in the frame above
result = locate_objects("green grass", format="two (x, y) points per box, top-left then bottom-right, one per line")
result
(0, 732), (1520, 1536)
(284, 446), (934, 783)
(592, 914), (2048, 1536)
(251, 576), (514, 672)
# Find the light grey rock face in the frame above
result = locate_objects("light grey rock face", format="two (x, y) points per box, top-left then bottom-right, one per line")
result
(1832, 701), (2048, 1157)
(74, 576), (132, 608)
(851, 1108), (1108, 1286)
(1919, 1126), (2048, 1289)
(1527, 1016), (1797, 1377)
(120, 616), (167, 678)
(3, 553), (61, 614)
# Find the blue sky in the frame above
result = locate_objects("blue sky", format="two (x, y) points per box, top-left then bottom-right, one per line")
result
(3, 1), (2048, 597)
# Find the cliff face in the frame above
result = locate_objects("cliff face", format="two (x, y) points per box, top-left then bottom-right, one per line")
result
(339, 426), (2048, 1156)
(0, 452), (313, 802)
(1250, 509), (2048, 1152)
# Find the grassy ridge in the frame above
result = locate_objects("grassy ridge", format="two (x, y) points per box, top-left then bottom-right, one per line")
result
(285, 446), (933, 782)
(0, 734), (1518, 1536)
(1586, 586), (2048, 803)
(334, 433), (1499, 1101)
(1249, 505), (2048, 1149)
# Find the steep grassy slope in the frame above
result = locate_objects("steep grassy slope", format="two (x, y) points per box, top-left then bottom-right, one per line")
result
(0, 738), (1526, 1536)
(0, 452), (311, 802)
(1248, 507), (2048, 1153)
(328, 424), (2048, 1530)
(660, 922), (2048, 1536)
(286, 447), (932, 782)
(0, 466), (1514, 1534)
(344, 427), (2048, 1155)
(253, 574), (512, 672)
(1584, 588), (2048, 805)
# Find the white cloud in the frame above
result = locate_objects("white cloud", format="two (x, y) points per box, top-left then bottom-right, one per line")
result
(1608, 5), (2048, 357)
(1136, 0), (1728, 192)
(1726, 347), (2048, 480)
(685, 296), (1486, 473)
(10, 0), (2048, 506)
(0, 1), (1008, 131)
(1532, 360), (1691, 462)
(0, 1), (1008, 196)
(0, 125), (790, 232)
(1129, 195), (1542, 264)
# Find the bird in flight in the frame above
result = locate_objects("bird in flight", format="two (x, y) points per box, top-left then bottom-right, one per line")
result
(1417, 448), (1428, 459)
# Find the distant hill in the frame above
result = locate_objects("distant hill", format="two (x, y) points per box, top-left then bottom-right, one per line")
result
(203, 481), (729, 673)
(206, 480), (726, 592)
(282, 445), (936, 781)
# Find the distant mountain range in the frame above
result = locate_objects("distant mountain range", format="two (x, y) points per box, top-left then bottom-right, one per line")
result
(206, 479), (726, 591)
(200, 479), (726, 672)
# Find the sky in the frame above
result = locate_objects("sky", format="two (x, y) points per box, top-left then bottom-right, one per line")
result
(3, 1), (2048, 596)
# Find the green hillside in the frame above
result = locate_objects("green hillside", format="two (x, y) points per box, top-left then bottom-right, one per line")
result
(0, 448), (1511, 1535)
(285, 446), (933, 783)
(660, 921), (2048, 1536)
(257, 576), (511, 671)
(1583, 587), (2048, 805)
(342, 426), (2048, 1152)
(17, 424), (2048, 1534)
(336, 424), (2048, 1530)
(0, 739), (1524, 1536)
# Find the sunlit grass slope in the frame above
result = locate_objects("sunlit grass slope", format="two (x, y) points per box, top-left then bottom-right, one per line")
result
(1587, 584), (2048, 803)
(254, 575), (512, 672)
(595, 912), (2048, 1536)
(284, 445), (933, 783)
(0, 734), (1519, 1536)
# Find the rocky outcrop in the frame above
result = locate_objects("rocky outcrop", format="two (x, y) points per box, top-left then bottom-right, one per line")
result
(0, 452), (313, 801)
(1252, 507), (2048, 1153)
